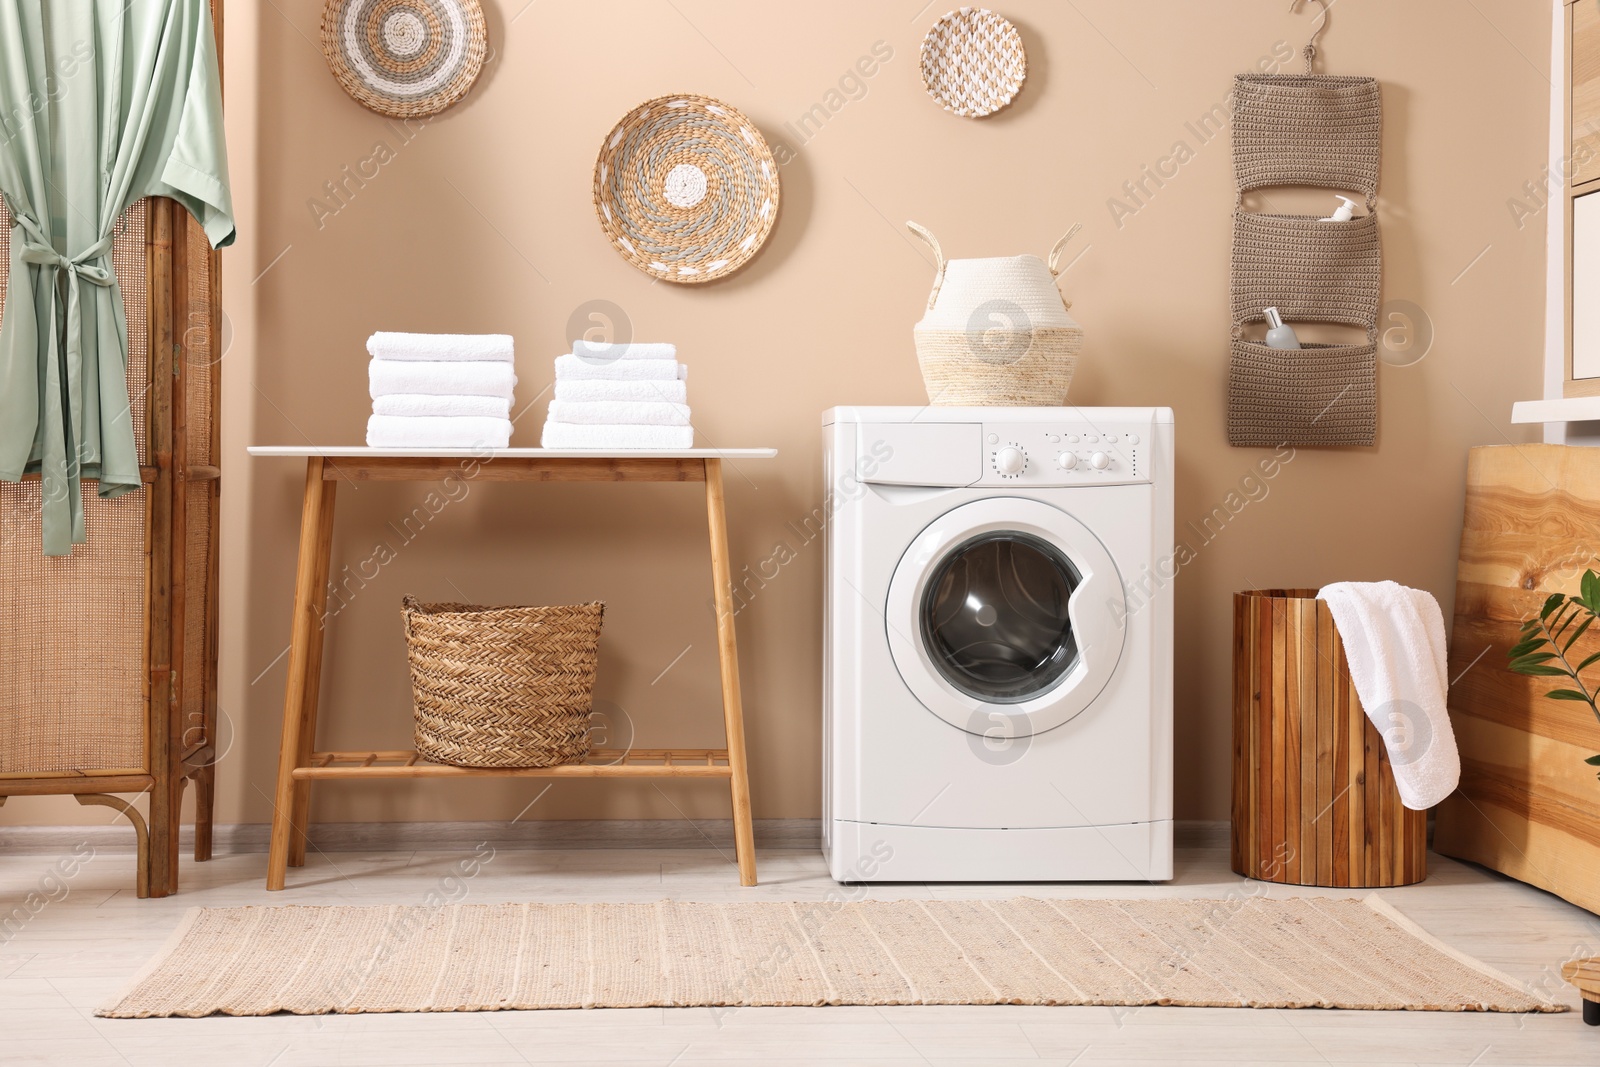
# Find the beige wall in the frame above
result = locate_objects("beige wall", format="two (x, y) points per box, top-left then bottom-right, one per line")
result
(2, 0), (1555, 830)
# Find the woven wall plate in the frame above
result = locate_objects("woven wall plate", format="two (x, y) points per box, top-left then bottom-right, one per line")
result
(321, 0), (488, 119)
(920, 8), (1027, 118)
(593, 94), (781, 285)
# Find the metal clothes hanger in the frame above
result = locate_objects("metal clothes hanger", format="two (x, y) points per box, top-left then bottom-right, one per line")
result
(1290, 0), (1331, 74)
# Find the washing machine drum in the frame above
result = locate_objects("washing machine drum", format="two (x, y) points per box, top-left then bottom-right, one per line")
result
(886, 498), (1126, 737)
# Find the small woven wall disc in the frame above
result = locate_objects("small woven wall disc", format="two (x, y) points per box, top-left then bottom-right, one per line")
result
(593, 94), (781, 285)
(920, 7), (1028, 118)
(321, 0), (488, 119)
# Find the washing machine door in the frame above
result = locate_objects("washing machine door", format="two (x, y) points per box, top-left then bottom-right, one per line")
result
(885, 498), (1126, 737)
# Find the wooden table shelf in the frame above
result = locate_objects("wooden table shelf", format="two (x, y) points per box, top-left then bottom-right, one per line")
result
(295, 748), (733, 779)
(248, 447), (776, 891)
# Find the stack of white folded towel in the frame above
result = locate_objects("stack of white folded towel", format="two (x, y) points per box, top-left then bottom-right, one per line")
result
(366, 333), (516, 449)
(541, 341), (694, 449)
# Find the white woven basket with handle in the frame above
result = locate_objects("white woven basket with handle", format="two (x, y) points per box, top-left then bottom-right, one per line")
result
(908, 221), (1085, 406)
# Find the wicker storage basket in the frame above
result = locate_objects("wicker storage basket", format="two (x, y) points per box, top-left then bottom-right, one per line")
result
(402, 596), (604, 768)
(906, 221), (1085, 405)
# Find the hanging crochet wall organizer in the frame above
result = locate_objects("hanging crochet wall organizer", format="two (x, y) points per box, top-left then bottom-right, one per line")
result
(321, 0), (488, 119)
(1227, 1), (1382, 448)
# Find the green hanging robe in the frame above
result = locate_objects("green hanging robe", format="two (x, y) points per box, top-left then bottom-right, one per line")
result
(0, 0), (233, 555)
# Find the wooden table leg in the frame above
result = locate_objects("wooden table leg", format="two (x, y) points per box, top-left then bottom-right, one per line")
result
(267, 458), (336, 890)
(288, 477), (338, 868)
(704, 459), (757, 887)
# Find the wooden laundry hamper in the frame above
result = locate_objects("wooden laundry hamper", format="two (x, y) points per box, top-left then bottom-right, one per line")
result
(1232, 589), (1427, 887)
(0, 3), (225, 898)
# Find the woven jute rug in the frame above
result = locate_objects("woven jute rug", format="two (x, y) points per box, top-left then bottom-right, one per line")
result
(99, 896), (1560, 1018)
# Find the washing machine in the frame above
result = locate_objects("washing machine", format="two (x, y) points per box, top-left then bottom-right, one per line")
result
(822, 406), (1174, 883)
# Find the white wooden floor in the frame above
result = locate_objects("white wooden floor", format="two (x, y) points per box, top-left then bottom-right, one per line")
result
(1, 843), (1597, 1065)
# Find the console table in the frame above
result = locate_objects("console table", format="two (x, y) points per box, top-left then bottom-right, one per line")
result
(247, 447), (777, 890)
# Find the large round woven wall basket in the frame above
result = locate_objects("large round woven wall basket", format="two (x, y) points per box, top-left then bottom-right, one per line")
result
(593, 94), (781, 285)
(321, 0), (488, 119)
(920, 7), (1027, 118)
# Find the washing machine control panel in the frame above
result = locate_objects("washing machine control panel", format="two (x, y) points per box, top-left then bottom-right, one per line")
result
(983, 420), (1153, 485)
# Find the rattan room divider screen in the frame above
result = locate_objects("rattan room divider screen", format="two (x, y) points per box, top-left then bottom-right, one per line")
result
(0, 102), (223, 895)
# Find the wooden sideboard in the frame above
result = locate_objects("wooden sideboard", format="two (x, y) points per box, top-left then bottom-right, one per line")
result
(1433, 445), (1600, 915)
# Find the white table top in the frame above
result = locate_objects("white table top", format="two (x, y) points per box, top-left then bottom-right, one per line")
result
(247, 446), (778, 459)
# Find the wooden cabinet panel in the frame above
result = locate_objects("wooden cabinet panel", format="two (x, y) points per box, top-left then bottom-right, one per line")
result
(1434, 445), (1600, 917)
(1575, 0), (1600, 185)
(1575, 190), (1600, 380)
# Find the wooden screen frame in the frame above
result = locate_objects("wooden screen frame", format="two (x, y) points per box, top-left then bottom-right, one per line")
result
(0, 4), (224, 900)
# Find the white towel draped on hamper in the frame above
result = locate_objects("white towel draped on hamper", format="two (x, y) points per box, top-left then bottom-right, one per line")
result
(1316, 581), (1460, 810)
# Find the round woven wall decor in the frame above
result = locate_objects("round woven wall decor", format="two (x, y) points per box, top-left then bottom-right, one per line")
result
(321, 0), (488, 119)
(920, 8), (1027, 118)
(593, 94), (781, 285)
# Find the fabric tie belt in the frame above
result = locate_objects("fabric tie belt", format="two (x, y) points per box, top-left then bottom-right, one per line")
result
(11, 211), (120, 555)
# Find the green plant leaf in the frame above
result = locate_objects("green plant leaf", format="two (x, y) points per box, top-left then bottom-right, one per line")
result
(1510, 635), (1548, 654)
(1542, 593), (1567, 620)
(1518, 664), (1572, 677)
(1578, 650), (1600, 673)
(1510, 652), (1561, 668)
(1553, 604), (1582, 638)
(1545, 689), (1593, 701)
(1565, 614), (1596, 653)
(1584, 570), (1600, 612)
(1521, 618), (1541, 634)
(1586, 754), (1600, 765)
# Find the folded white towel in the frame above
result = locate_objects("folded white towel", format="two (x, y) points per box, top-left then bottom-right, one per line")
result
(367, 332), (514, 363)
(367, 415), (511, 449)
(572, 340), (677, 362)
(372, 393), (512, 419)
(553, 378), (688, 404)
(369, 359), (517, 399)
(547, 400), (691, 427)
(553, 354), (684, 381)
(1317, 581), (1460, 810)
(540, 421), (694, 449)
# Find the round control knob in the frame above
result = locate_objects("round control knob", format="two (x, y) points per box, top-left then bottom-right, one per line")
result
(995, 446), (1026, 475)
(1057, 452), (1079, 470)
(1089, 451), (1112, 471)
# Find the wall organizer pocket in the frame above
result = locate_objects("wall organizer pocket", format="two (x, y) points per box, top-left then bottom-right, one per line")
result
(1227, 0), (1382, 448)
(1230, 211), (1381, 331)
